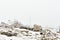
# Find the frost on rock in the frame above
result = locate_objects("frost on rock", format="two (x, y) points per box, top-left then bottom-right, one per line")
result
(0, 21), (60, 40)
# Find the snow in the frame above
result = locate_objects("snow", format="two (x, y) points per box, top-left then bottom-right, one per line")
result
(0, 27), (40, 40)
(0, 28), (60, 40)
(0, 23), (60, 40)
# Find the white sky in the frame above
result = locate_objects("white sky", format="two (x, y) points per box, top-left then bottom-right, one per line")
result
(0, 0), (60, 29)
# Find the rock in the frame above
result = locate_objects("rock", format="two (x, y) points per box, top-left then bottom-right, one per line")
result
(1, 32), (17, 37)
(33, 24), (42, 32)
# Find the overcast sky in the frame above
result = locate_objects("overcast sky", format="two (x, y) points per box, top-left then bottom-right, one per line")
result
(0, 0), (60, 29)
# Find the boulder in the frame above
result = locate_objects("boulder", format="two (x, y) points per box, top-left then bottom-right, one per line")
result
(33, 24), (42, 31)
